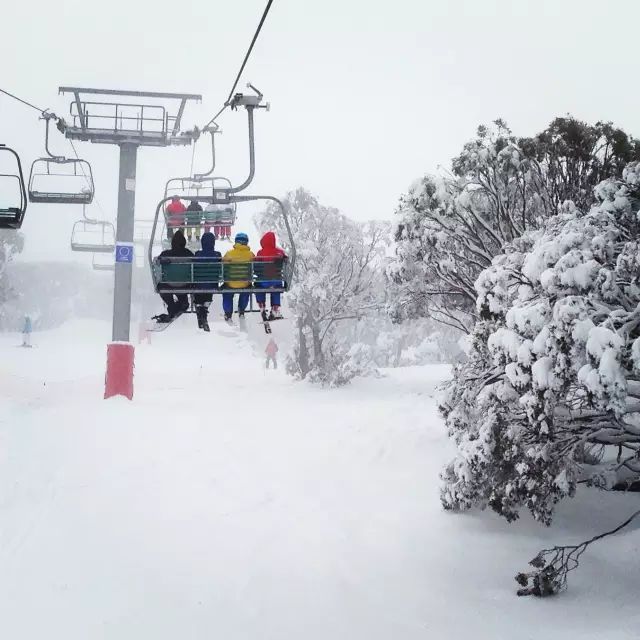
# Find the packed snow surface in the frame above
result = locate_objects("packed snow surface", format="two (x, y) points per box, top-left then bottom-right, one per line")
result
(1, 318), (638, 639)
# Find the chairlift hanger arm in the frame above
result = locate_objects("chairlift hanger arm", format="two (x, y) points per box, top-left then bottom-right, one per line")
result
(227, 106), (256, 194)
(193, 127), (219, 180)
(42, 116), (66, 161)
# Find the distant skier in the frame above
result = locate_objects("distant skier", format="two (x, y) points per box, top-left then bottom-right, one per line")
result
(22, 315), (32, 348)
(222, 232), (255, 321)
(166, 196), (187, 240)
(185, 199), (203, 243)
(155, 230), (193, 322)
(265, 338), (278, 369)
(204, 203), (232, 240)
(193, 232), (221, 332)
(255, 231), (287, 320)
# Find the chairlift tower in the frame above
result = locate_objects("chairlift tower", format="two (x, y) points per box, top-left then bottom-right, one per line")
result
(58, 87), (201, 399)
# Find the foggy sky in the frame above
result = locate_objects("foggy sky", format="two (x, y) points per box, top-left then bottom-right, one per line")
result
(1, 0), (639, 262)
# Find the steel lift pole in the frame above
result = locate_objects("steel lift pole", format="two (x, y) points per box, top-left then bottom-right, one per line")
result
(58, 87), (201, 399)
(112, 143), (138, 343)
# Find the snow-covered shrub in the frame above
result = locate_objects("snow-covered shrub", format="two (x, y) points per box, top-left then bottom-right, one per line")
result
(0, 231), (24, 329)
(391, 118), (640, 332)
(256, 188), (390, 386)
(441, 164), (640, 524)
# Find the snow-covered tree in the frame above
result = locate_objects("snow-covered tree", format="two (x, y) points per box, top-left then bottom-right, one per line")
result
(255, 188), (389, 385)
(441, 163), (640, 527)
(0, 230), (24, 329)
(391, 118), (640, 332)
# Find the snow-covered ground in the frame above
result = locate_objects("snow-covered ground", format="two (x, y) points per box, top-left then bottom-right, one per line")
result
(1, 317), (638, 639)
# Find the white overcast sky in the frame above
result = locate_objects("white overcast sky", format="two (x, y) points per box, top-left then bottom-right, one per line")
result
(1, 0), (639, 261)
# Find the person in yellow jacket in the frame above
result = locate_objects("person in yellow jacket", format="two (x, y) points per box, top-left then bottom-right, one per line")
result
(222, 232), (255, 320)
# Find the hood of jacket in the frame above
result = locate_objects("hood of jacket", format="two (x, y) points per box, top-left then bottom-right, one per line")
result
(260, 231), (276, 251)
(200, 232), (216, 253)
(171, 230), (187, 251)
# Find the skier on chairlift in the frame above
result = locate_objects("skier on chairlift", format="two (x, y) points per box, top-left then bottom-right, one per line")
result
(185, 199), (203, 243)
(154, 230), (193, 322)
(193, 231), (221, 332)
(204, 202), (231, 240)
(166, 196), (187, 240)
(255, 231), (287, 320)
(222, 232), (255, 321)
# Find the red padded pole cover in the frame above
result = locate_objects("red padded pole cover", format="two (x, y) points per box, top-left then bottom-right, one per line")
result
(104, 342), (135, 400)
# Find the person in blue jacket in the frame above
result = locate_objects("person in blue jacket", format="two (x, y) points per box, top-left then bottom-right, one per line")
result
(22, 315), (32, 347)
(193, 231), (221, 332)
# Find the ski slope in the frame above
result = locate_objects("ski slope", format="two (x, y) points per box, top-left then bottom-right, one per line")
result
(1, 317), (638, 639)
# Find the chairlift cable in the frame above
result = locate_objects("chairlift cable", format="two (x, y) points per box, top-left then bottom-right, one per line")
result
(0, 87), (49, 117)
(68, 138), (110, 221)
(201, 0), (274, 130)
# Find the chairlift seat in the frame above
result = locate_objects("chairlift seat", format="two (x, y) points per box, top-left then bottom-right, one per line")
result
(92, 253), (115, 271)
(0, 145), (28, 229)
(152, 258), (290, 294)
(28, 157), (95, 205)
(194, 259), (223, 286)
(184, 211), (203, 225)
(71, 219), (115, 253)
(203, 207), (235, 225)
(30, 191), (94, 205)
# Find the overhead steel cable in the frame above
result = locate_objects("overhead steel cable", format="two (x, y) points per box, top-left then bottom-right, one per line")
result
(201, 0), (274, 131)
(68, 138), (110, 222)
(0, 87), (49, 116)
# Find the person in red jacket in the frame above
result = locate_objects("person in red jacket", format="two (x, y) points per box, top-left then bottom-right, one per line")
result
(265, 338), (278, 369)
(165, 196), (187, 240)
(254, 231), (287, 319)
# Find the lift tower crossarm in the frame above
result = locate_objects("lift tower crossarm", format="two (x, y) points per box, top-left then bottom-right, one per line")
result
(58, 87), (201, 147)
(59, 88), (202, 100)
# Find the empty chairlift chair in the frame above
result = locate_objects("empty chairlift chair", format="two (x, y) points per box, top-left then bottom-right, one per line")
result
(92, 252), (115, 272)
(29, 157), (94, 205)
(70, 218), (115, 252)
(70, 205), (115, 252)
(28, 114), (95, 205)
(0, 144), (28, 229)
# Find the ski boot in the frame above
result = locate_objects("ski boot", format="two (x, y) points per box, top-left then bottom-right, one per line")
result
(196, 305), (210, 331)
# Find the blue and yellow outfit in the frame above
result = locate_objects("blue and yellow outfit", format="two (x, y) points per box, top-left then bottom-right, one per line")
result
(222, 233), (255, 318)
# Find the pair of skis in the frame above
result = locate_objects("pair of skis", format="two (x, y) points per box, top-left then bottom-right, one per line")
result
(150, 309), (283, 333)
(260, 309), (284, 334)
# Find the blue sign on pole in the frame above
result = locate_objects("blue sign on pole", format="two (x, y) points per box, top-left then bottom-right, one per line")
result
(115, 243), (134, 264)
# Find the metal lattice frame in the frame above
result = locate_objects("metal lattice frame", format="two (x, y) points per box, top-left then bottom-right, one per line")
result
(58, 87), (201, 147)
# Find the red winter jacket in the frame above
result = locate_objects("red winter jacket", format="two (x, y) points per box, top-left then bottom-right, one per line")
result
(265, 339), (278, 357)
(256, 232), (287, 280)
(256, 231), (286, 260)
(167, 199), (187, 214)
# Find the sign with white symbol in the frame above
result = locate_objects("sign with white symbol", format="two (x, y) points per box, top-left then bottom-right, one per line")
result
(115, 242), (134, 263)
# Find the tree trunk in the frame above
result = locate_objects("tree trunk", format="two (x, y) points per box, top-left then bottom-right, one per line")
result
(312, 324), (323, 365)
(297, 318), (310, 378)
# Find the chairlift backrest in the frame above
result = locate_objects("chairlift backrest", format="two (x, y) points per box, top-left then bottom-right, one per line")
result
(71, 218), (115, 253)
(0, 144), (28, 229)
(92, 252), (115, 271)
(29, 157), (95, 205)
